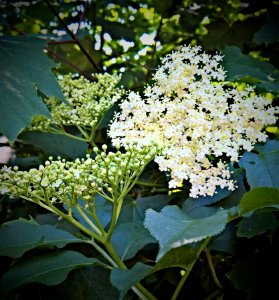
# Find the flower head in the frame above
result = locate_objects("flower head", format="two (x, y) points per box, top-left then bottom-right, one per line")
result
(108, 45), (278, 197)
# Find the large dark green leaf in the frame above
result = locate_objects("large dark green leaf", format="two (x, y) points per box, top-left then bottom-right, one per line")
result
(63, 266), (120, 300)
(0, 250), (103, 295)
(254, 18), (279, 45)
(0, 36), (64, 141)
(236, 211), (279, 238)
(0, 218), (82, 258)
(239, 140), (279, 189)
(110, 246), (198, 299)
(209, 223), (236, 254)
(110, 262), (153, 300)
(202, 19), (258, 50)
(118, 194), (170, 224)
(145, 206), (228, 259)
(182, 187), (232, 216)
(222, 46), (279, 93)
(19, 131), (88, 159)
(111, 222), (155, 260)
(239, 187), (279, 216)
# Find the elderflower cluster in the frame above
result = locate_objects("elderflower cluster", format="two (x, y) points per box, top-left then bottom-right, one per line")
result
(30, 73), (123, 131)
(0, 144), (159, 204)
(108, 45), (278, 198)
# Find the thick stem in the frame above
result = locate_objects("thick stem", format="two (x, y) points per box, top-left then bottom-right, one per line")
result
(170, 271), (188, 300)
(104, 241), (157, 300)
(170, 238), (211, 300)
(106, 196), (122, 241)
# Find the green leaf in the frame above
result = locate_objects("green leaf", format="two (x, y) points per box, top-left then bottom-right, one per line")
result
(0, 36), (64, 141)
(95, 194), (113, 228)
(236, 211), (279, 238)
(118, 194), (170, 224)
(0, 250), (103, 295)
(182, 187), (232, 216)
(226, 259), (258, 297)
(63, 266), (120, 300)
(111, 222), (156, 260)
(239, 187), (279, 216)
(110, 262), (153, 299)
(110, 246), (198, 299)
(239, 140), (279, 189)
(254, 18), (279, 45)
(202, 19), (257, 50)
(153, 245), (198, 272)
(144, 206), (228, 259)
(19, 131), (88, 159)
(0, 218), (82, 258)
(209, 223), (236, 254)
(222, 46), (279, 93)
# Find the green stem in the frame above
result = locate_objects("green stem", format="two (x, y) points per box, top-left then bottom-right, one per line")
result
(204, 248), (223, 289)
(76, 125), (90, 140)
(45, 199), (104, 243)
(88, 202), (107, 235)
(75, 204), (103, 235)
(89, 239), (118, 267)
(170, 271), (188, 300)
(20, 195), (56, 214)
(49, 128), (88, 142)
(106, 196), (123, 241)
(104, 241), (157, 300)
(136, 180), (166, 188)
(170, 238), (211, 300)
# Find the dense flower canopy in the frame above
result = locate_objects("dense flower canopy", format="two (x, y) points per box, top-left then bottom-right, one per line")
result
(108, 45), (278, 197)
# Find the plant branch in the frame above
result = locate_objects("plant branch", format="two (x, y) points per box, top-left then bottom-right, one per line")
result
(45, 0), (102, 72)
(204, 248), (223, 289)
(75, 204), (103, 235)
(146, 16), (163, 82)
(104, 241), (157, 300)
(45, 48), (94, 80)
(171, 238), (211, 300)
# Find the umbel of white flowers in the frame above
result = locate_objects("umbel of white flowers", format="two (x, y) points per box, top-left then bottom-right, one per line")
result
(108, 45), (278, 198)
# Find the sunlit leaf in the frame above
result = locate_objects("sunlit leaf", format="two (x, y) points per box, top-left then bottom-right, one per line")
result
(145, 206), (228, 259)
(239, 187), (279, 216)
(222, 46), (279, 93)
(239, 140), (279, 189)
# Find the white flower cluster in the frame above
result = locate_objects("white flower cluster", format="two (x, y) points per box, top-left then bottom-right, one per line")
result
(0, 144), (159, 204)
(30, 73), (123, 130)
(108, 45), (278, 198)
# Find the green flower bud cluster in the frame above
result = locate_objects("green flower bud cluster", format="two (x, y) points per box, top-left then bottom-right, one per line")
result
(29, 73), (123, 132)
(0, 144), (160, 205)
(90, 143), (160, 199)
